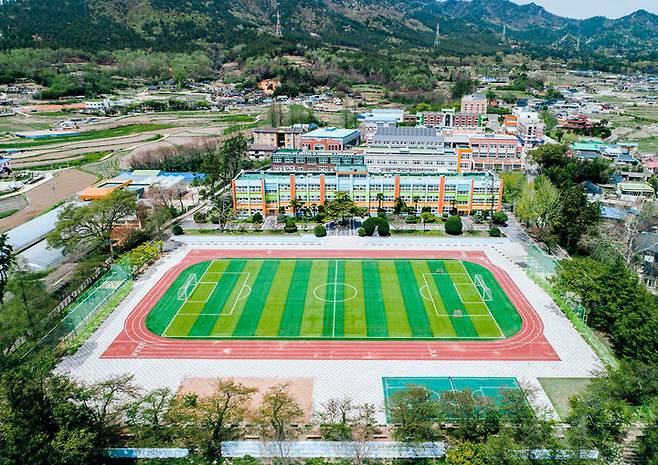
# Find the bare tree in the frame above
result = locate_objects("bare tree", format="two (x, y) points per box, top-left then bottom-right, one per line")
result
(252, 383), (305, 464)
(126, 387), (173, 444)
(590, 201), (657, 265)
(212, 193), (235, 232)
(168, 380), (257, 462)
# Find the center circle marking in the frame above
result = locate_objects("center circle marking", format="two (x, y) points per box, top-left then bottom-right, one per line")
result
(313, 283), (358, 303)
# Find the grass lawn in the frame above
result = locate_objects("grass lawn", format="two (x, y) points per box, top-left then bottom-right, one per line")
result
(0, 124), (173, 149)
(146, 258), (522, 340)
(636, 136), (658, 153)
(538, 377), (591, 419)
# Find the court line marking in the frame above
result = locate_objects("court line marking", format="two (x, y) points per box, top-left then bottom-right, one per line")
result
(164, 265), (251, 336)
(163, 261), (213, 336)
(332, 260), (338, 338)
(421, 275), (440, 317)
(453, 261), (505, 338)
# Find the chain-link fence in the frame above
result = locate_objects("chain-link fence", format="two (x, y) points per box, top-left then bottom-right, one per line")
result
(527, 244), (559, 277)
(25, 262), (132, 356)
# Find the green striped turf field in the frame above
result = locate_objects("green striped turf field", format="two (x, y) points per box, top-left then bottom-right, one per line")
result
(145, 259), (522, 340)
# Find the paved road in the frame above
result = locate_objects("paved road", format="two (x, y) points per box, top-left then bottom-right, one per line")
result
(503, 213), (569, 260)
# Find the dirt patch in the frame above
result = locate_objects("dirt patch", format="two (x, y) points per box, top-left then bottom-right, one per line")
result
(178, 377), (314, 421)
(0, 168), (97, 231)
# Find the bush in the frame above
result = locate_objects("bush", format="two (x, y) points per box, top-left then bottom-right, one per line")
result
(251, 211), (263, 223)
(277, 214), (288, 223)
(314, 224), (327, 237)
(405, 214), (418, 224)
(172, 224), (184, 235)
(492, 211), (508, 225)
(284, 219), (298, 233)
(362, 217), (378, 236)
(357, 227), (366, 237)
(489, 227), (502, 237)
(209, 213), (220, 224)
(377, 219), (390, 237)
(193, 211), (206, 223)
(444, 215), (463, 235)
(421, 206), (432, 213)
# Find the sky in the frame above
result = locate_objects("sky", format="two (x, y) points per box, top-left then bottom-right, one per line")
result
(511, 0), (658, 19)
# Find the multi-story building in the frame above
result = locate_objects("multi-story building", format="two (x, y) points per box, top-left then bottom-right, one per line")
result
(231, 169), (502, 217)
(300, 127), (361, 151)
(515, 110), (545, 146)
(461, 93), (488, 115)
(249, 125), (310, 160)
(418, 109), (482, 129)
(467, 134), (524, 171)
(369, 126), (443, 149)
(271, 149), (364, 172)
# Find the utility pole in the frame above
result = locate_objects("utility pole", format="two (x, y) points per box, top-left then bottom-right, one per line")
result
(275, 10), (282, 37)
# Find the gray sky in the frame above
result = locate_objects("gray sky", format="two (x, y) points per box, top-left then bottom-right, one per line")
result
(511, 0), (658, 19)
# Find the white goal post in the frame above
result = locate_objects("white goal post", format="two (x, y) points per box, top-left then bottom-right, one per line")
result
(473, 274), (493, 302)
(177, 273), (198, 301)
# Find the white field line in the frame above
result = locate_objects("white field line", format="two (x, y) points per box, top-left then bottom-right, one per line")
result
(454, 261), (504, 338)
(163, 261), (213, 336)
(332, 260), (338, 338)
(421, 273), (440, 317)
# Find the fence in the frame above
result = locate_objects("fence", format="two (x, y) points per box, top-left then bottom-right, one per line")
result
(24, 262), (132, 357)
(527, 244), (559, 277)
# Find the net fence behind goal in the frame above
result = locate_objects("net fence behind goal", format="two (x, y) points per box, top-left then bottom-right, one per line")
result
(474, 274), (493, 301)
(177, 273), (198, 301)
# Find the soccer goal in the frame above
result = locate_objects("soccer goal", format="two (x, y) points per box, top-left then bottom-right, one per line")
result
(177, 273), (198, 301)
(473, 274), (493, 302)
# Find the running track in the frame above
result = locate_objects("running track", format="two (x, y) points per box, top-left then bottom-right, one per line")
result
(103, 250), (559, 361)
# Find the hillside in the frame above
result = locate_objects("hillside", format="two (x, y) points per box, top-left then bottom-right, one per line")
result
(0, 0), (656, 58)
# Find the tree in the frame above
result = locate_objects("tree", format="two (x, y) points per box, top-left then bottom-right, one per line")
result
(172, 224), (184, 235)
(126, 387), (173, 445)
(492, 211), (508, 225)
(439, 390), (500, 442)
(552, 185), (600, 252)
(389, 385), (440, 443)
(284, 219), (297, 233)
(451, 79), (476, 99)
(252, 384), (304, 464)
(323, 192), (364, 222)
(47, 190), (137, 256)
(314, 224), (327, 237)
(636, 409), (658, 465)
(211, 194), (235, 232)
(375, 193), (385, 212)
(412, 195), (420, 214)
(340, 109), (357, 129)
(251, 212), (263, 224)
(445, 441), (485, 465)
(0, 233), (13, 303)
(169, 380), (256, 462)
(393, 197), (407, 215)
(445, 216), (463, 235)
(200, 135), (248, 199)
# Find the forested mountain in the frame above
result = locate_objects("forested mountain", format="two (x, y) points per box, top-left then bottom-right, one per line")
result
(0, 0), (656, 58)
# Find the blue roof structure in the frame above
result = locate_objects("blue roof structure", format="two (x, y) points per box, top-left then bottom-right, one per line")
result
(302, 127), (360, 139)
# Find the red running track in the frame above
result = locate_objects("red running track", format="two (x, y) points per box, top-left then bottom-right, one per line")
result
(102, 249), (559, 361)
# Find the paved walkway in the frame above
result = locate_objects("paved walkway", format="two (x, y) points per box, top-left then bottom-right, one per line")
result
(57, 235), (601, 423)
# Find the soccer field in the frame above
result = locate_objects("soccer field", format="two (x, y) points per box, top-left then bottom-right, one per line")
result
(145, 259), (522, 340)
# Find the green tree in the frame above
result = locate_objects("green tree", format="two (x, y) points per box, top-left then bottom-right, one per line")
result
(445, 216), (463, 235)
(200, 135), (248, 199)
(389, 385), (440, 443)
(492, 211), (508, 225)
(46, 190), (137, 256)
(552, 185), (600, 251)
(439, 390), (500, 441)
(445, 441), (485, 465)
(375, 193), (385, 211)
(314, 224), (327, 237)
(393, 197), (407, 215)
(323, 192), (364, 222)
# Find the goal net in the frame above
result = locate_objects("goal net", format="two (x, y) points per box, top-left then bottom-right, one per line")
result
(177, 273), (198, 301)
(474, 274), (493, 301)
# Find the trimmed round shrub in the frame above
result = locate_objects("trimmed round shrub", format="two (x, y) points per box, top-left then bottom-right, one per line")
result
(357, 227), (366, 237)
(284, 219), (298, 233)
(405, 214), (418, 224)
(193, 211), (207, 223)
(492, 210), (508, 225)
(489, 227), (502, 237)
(377, 219), (390, 237)
(172, 224), (184, 235)
(362, 217), (378, 236)
(209, 213), (220, 224)
(444, 215), (463, 235)
(314, 224), (327, 237)
(251, 211), (263, 223)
